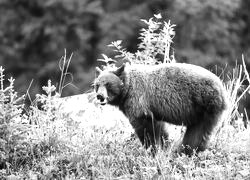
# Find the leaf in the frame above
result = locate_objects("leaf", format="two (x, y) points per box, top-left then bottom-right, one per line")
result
(154, 13), (162, 19)
(97, 54), (116, 64)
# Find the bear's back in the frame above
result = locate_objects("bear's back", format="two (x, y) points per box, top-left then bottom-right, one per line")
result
(126, 63), (221, 82)
(125, 63), (225, 92)
(122, 63), (228, 125)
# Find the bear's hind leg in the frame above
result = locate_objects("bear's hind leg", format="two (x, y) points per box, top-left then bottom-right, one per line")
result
(180, 114), (219, 156)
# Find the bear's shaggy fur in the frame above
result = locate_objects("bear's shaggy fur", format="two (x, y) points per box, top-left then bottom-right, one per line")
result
(94, 63), (228, 155)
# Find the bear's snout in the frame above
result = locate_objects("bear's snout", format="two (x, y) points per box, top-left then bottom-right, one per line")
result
(96, 94), (107, 105)
(97, 94), (105, 102)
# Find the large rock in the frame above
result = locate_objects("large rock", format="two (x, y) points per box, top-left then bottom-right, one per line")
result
(55, 93), (134, 140)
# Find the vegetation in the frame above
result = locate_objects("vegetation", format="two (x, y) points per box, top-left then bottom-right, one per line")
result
(0, 14), (250, 179)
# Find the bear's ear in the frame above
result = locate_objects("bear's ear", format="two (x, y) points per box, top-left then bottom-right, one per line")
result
(95, 67), (102, 77)
(113, 64), (125, 77)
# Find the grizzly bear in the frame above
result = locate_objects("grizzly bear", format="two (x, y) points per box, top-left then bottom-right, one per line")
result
(94, 63), (228, 155)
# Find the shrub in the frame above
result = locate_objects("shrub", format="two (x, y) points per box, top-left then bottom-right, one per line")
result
(0, 67), (30, 172)
(98, 14), (176, 68)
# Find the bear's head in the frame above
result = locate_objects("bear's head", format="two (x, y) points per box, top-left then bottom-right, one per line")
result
(94, 65), (125, 105)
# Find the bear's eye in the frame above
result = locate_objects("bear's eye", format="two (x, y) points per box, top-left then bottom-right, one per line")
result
(105, 82), (112, 89)
(95, 84), (99, 91)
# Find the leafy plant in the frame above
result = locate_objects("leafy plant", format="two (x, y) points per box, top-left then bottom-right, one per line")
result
(99, 14), (176, 68)
(0, 66), (30, 172)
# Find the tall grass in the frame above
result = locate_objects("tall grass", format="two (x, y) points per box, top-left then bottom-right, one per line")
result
(213, 56), (250, 153)
(58, 49), (73, 96)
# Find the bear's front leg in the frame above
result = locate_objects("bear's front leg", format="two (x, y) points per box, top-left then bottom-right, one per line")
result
(131, 116), (169, 155)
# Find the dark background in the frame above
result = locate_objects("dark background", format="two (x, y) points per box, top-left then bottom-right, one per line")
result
(0, 0), (250, 103)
